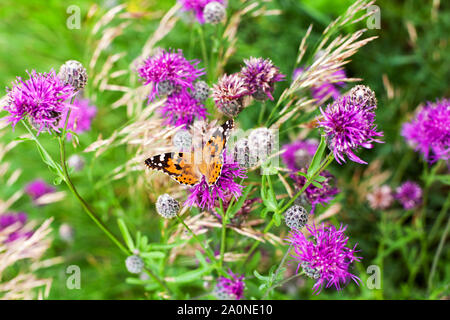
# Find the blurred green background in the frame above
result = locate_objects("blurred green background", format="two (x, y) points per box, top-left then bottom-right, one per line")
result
(0, 0), (448, 299)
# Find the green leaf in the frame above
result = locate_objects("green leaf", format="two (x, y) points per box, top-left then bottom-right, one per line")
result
(149, 241), (188, 250)
(195, 251), (209, 267)
(169, 267), (210, 283)
(117, 219), (135, 251)
(311, 181), (323, 189)
(228, 186), (253, 218)
(141, 251), (165, 259)
(307, 134), (327, 177)
(433, 175), (450, 185)
(273, 213), (282, 227)
(253, 270), (269, 281)
(53, 176), (63, 185)
(314, 175), (326, 182)
(297, 171), (308, 178)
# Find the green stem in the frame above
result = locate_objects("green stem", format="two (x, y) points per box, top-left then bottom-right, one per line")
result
(428, 216), (450, 294)
(279, 152), (334, 214)
(243, 218), (275, 264)
(262, 244), (292, 299)
(176, 214), (226, 277)
(262, 271), (305, 299)
(429, 196), (450, 240)
(245, 153), (334, 263)
(196, 25), (209, 76)
(219, 199), (227, 270)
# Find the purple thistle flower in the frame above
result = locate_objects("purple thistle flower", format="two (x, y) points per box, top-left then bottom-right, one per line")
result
(179, 0), (226, 24)
(25, 179), (55, 202)
(185, 153), (246, 210)
(214, 270), (245, 300)
(286, 223), (361, 294)
(212, 73), (249, 117)
(291, 170), (339, 214)
(282, 139), (318, 171)
(395, 181), (422, 210)
(160, 91), (207, 128)
(0, 212), (33, 243)
(59, 98), (97, 139)
(241, 57), (285, 101)
(318, 96), (384, 164)
(401, 98), (450, 163)
(4, 70), (74, 134)
(137, 49), (205, 101)
(293, 68), (346, 102)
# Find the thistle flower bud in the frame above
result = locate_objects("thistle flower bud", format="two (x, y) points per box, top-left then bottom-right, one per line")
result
(248, 128), (274, 164)
(219, 100), (244, 118)
(156, 194), (180, 219)
(203, 2), (226, 24)
(284, 205), (308, 230)
(58, 60), (88, 91)
(301, 262), (321, 280)
(157, 80), (177, 97)
(192, 80), (210, 102)
(233, 138), (251, 168)
(125, 255), (144, 274)
(251, 88), (269, 101)
(68, 154), (85, 172)
(348, 85), (377, 109)
(173, 130), (192, 152)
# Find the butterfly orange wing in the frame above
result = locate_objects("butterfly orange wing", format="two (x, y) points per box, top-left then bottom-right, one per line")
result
(144, 152), (200, 186)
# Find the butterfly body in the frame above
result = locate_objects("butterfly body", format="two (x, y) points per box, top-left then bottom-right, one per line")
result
(144, 119), (234, 187)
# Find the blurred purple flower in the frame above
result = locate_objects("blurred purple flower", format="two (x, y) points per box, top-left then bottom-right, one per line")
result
(160, 91), (207, 128)
(291, 170), (339, 214)
(214, 270), (245, 300)
(185, 153), (246, 210)
(241, 57), (285, 100)
(25, 179), (55, 202)
(0, 212), (33, 243)
(59, 98), (97, 139)
(318, 96), (383, 164)
(367, 185), (394, 210)
(286, 223), (361, 294)
(137, 49), (205, 102)
(293, 68), (346, 102)
(395, 181), (422, 210)
(401, 98), (450, 163)
(179, 0), (226, 24)
(4, 70), (74, 134)
(282, 139), (318, 171)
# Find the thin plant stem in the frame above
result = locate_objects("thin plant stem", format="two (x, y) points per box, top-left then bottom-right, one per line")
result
(279, 152), (334, 213)
(196, 25), (209, 76)
(262, 243), (292, 299)
(427, 216), (450, 293)
(429, 196), (450, 240)
(219, 198), (226, 269)
(58, 135), (171, 293)
(244, 153), (334, 263)
(176, 214), (226, 277)
(262, 271), (305, 299)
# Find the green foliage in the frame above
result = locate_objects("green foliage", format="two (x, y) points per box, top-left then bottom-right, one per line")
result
(0, 0), (448, 300)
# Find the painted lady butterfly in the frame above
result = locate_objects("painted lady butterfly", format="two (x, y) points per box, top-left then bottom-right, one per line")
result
(144, 119), (234, 186)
